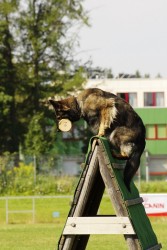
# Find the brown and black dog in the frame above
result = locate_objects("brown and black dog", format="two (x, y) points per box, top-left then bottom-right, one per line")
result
(49, 88), (146, 191)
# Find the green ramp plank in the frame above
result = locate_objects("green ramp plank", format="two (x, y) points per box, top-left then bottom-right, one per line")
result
(98, 137), (161, 250)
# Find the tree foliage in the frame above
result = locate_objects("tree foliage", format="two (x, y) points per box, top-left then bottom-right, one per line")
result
(0, 0), (88, 155)
(0, 0), (20, 153)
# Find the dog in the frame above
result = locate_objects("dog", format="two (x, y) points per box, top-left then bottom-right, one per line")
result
(49, 88), (146, 191)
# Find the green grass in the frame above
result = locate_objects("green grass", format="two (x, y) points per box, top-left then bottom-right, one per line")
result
(0, 219), (166, 250)
(0, 196), (72, 224)
(0, 224), (59, 250)
(0, 223), (128, 250)
(87, 218), (167, 249)
(0, 196), (166, 249)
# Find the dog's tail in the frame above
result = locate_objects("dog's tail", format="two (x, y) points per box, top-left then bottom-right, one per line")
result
(123, 145), (145, 192)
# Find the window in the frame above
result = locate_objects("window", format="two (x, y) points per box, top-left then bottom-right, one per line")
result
(129, 93), (137, 107)
(146, 125), (155, 139)
(144, 92), (164, 107)
(156, 92), (164, 106)
(158, 125), (167, 139)
(117, 92), (137, 107)
(146, 124), (167, 140)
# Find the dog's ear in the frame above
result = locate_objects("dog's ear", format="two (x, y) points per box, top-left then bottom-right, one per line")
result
(49, 99), (59, 110)
(49, 99), (70, 111)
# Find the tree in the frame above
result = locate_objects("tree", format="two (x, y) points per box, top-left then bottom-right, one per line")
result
(0, 0), (88, 154)
(25, 112), (56, 155)
(0, 0), (20, 153)
(144, 74), (150, 78)
(17, 0), (88, 107)
(156, 73), (161, 78)
(17, 0), (88, 154)
(135, 70), (141, 78)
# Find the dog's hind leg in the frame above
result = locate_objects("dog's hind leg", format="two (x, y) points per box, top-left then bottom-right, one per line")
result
(123, 145), (145, 192)
(109, 127), (136, 156)
(109, 127), (145, 191)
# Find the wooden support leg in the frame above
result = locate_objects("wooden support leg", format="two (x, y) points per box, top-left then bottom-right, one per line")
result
(97, 143), (141, 250)
(59, 144), (105, 250)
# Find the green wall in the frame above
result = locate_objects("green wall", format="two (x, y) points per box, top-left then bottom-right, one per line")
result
(135, 108), (167, 155)
(135, 108), (167, 124)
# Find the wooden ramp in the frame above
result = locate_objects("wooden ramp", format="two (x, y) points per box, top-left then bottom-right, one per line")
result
(58, 137), (162, 250)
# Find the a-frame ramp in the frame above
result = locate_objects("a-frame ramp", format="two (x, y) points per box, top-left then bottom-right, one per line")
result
(58, 137), (162, 250)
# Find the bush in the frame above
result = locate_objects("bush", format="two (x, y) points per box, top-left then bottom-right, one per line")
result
(0, 162), (77, 195)
(0, 162), (34, 195)
(1, 161), (167, 195)
(140, 181), (167, 193)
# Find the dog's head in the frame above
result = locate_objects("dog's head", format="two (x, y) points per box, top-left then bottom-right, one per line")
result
(49, 96), (81, 123)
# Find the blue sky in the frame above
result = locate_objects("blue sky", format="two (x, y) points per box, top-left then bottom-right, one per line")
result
(76, 0), (167, 78)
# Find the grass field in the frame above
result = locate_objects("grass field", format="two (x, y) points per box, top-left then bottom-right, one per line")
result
(0, 219), (166, 250)
(0, 196), (166, 249)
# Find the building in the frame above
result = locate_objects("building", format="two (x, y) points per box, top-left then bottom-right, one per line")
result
(85, 78), (167, 179)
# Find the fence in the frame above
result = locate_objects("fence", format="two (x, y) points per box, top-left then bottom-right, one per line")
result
(0, 153), (84, 176)
(0, 153), (166, 183)
(0, 196), (72, 224)
(1, 194), (167, 224)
